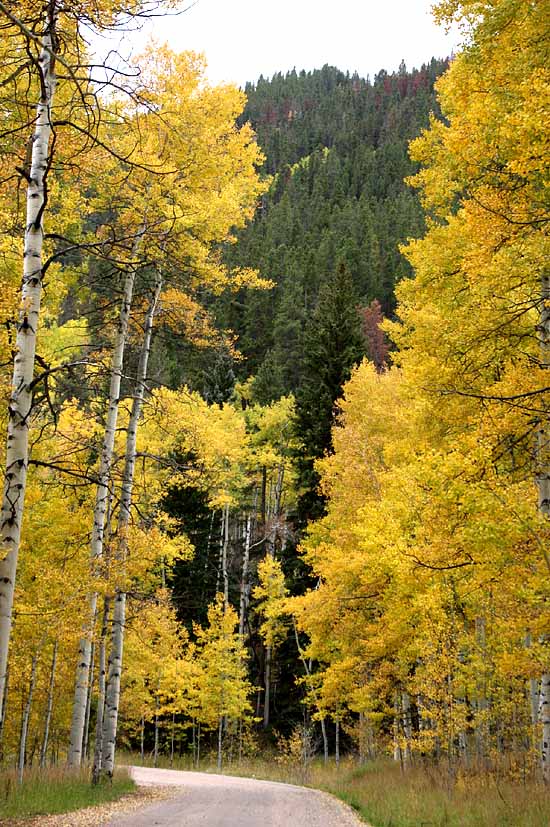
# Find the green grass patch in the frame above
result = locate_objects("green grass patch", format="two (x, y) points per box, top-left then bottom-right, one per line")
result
(0, 765), (135, 820)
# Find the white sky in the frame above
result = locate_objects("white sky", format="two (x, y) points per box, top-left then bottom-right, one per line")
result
(111, 0), (461, 87)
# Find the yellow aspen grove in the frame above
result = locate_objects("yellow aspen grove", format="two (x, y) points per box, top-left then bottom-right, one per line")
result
(3, 0), (550, 821)
(0, 0), (186, 734)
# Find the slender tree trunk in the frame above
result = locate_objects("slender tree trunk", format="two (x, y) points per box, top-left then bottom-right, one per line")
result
(540, 674), (550, 782)
(320, 717), (328, 764)
(536, 266), (550, 781)
(101, 277), (161, 779)
(170, 712), (175, 767)
(402, 691), (413, 766)
(68, 228), (145, 767)
(154, 692), (160, 767)
(82, 640), (95, 762)
(0, 665), (8, 761)
(217, 716), (223, 770)
(40, 641), (57, 768)
(0, 7), (58, 720)
(197, 721), (201, 767)
(263, 644), (271, 729)
(239, 515), (252, 639)
(222, 504), (229, 610)
(92, 598), (110, 783)
(335, 719), (340, 767)
(216, 510), (224, 595)
(18, 653), (38, 784)
(140, 715), (145, 764)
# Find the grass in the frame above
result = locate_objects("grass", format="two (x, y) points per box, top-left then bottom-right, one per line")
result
(121, 750), (550, 827)
(316, 760), (550, 827)
(0, 765), (135, 820)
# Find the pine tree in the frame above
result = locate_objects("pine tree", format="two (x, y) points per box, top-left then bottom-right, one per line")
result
(293, 264), (365, 521)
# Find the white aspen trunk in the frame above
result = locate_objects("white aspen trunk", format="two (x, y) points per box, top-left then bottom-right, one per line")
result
(262, 480), (280, 731)
(0, 8), (58, 719)
(68, 231), (143, 767)
(39, 641), (57, 768)
(202, 511), (215, 603)
(217, 716), (223, 770)
(170, 711), (175, 767)
(358, 711), (365, 764)
(393, 695), (402, 764)
(82, 640), (95, 761)
(536, 267), (550, 781)
(154, 692), (160, 767)
(263, 644), (271, 728)
(540, 673), (550, 782)
(335, 719), (340, 767)
(216, 510), (224, 595)
(101, 277), (161, 779)
(18, 653), (38, 784)
(222, 503), (229, 610)
(92, 598), (110, 783)
(140, 715), (145, 764)
(238, 515), (252, 639)
(525, 632), (539, 761)
(402, 691), (413, 766)
(0, 666), (8, 761)
(536, 269), (550, 535)
(320, 717), (328, 764)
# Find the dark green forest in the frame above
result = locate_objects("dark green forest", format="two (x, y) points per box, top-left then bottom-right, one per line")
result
(217, 60), (447, 399)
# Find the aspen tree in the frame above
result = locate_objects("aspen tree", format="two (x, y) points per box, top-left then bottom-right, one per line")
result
(100, 276), (162, 779)
(0, 0), (188, 731)
(0, 1), (59, 721)
(68, 243), (143, 767)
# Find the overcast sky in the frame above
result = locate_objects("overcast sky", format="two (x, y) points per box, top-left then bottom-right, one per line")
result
(111, 0), (461, 87)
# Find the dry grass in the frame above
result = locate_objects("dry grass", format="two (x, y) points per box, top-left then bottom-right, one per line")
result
(0, 765), (135, 821)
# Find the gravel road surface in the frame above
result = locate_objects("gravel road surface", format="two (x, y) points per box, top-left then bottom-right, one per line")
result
(104, 766), (364, 826)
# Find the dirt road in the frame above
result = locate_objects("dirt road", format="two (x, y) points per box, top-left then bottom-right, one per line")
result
(104, 766), (364, 826)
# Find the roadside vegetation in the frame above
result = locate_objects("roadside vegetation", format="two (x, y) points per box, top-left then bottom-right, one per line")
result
(0, 766), (134, 821)
(123, 746), (550, 827)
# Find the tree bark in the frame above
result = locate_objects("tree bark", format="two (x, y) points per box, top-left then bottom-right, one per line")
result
(263, 644), (272, 729)
(101, 276), (161, 779)
(222, 504), (229, 611)
(18, 653), (38, 784)
(154, 692), (160, 767)
(0, 6), (58, 720)
(92, 597), (110, 783)
(217, 716), (223, 770)
(536, 268), (550, 782)
(540, 673), (550, 782)
(82, 640), (95, 762)
(239, 515), (252, 639)
(40, 641), (57, 768)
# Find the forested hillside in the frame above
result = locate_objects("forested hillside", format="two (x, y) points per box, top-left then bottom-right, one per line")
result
(1, 2), (549, 824)
(218, 60), (447, 396)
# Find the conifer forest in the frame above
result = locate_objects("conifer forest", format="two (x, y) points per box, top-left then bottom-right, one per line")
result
(0, 1), (549, 824)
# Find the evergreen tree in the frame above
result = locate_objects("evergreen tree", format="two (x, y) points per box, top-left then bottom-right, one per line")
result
(293, 264), (365, 522)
